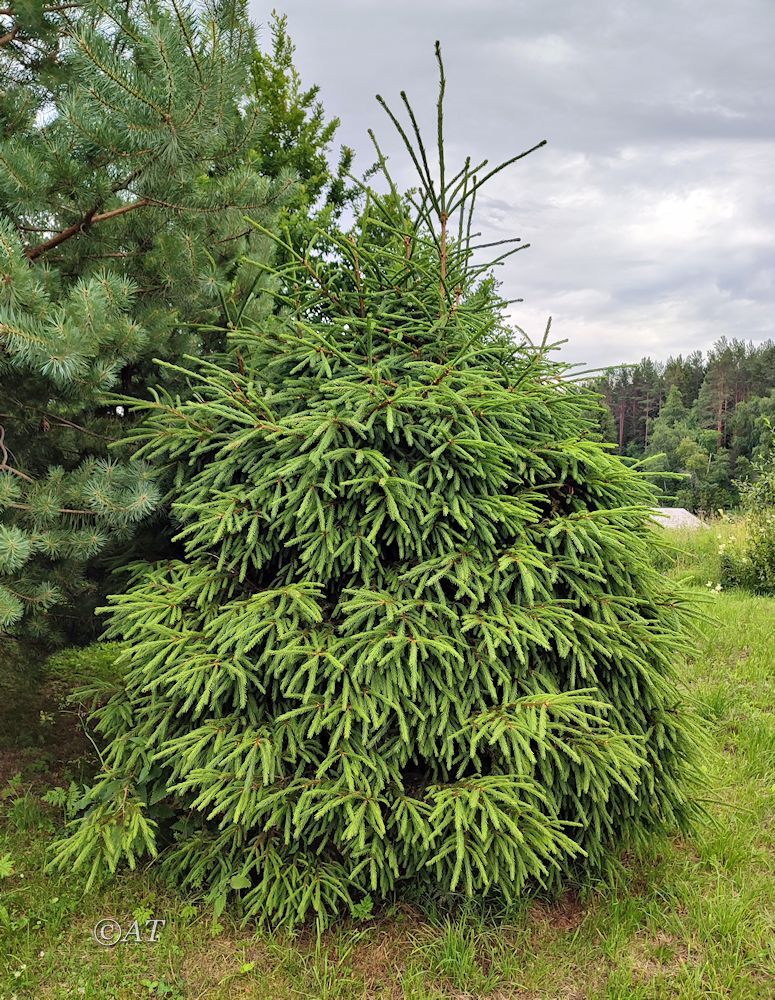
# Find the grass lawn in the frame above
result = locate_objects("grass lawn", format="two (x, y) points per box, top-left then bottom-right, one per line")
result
(1, 526), (773, 999)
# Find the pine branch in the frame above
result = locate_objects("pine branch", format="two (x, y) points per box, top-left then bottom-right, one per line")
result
(0, 21), (18, 46)
(25, 199), (151, 261)
(0, 424), (33, 482)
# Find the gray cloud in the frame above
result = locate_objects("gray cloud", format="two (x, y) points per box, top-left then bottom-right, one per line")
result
(253, 0), (774, 368)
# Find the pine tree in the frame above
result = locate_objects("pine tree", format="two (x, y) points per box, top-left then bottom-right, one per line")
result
(51, 46), (704, 928)
(0, 2), (341, 641)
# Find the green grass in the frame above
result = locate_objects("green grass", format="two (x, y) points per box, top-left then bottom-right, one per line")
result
(1, 531), (773, 998)
(655, 517), (747, 588)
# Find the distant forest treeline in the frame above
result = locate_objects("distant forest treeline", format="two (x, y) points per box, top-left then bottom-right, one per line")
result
(589, 338), (775, 513)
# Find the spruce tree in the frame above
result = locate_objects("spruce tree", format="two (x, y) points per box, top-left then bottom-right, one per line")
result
(52, 47), (703, 927)
(0, 2), (344, 641)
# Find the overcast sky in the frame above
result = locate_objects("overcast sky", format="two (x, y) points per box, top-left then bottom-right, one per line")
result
(252, 0), (773, 370)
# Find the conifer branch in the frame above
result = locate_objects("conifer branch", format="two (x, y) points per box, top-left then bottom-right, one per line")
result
(449, 140), (548, 216)
(435, 41), (446, 215)
(399, 91), (440, 215)
(25, 199), (151, 261)
(375, 94), (441, 221)
(0, 424), (33, 482)
(437, 43), (449, 299)
(0, 23), (17, 47)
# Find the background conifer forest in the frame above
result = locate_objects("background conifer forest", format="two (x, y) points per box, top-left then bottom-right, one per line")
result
(589, 339), (775, 514)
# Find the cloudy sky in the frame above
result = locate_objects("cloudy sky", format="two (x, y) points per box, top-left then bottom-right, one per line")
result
(252, 0), (773, 370)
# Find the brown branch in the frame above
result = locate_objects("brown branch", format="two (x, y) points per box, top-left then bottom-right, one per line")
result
(91, 199), (150, 224)
(7, 501), (95, 515)
(214, 228), (252, 245)
(48, 251), (141, 263)
(25, 208), (97, 261)
(43, 412), (111, 440)
(143, 195), (271, 215)
(0, 423), (34, 482)
(0, 22), (18, 45)
(25, 198), (150, 261)
(16, 224), (61, 234)
(2, 401), (111, 440)
(440, 213), (448, 281)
